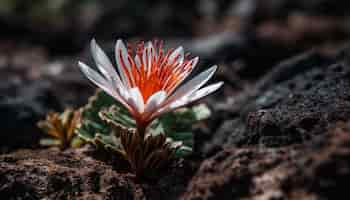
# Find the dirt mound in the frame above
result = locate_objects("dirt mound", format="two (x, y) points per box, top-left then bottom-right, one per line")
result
(0, 146), (196, 200)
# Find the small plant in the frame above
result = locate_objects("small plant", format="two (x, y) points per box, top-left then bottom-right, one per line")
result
(109, 121), (182, 176)
(77, 39), (222, 177)
(38, 109), (82, 149)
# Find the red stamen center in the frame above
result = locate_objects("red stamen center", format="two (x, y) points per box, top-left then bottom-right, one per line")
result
(118, 41), (195, 102)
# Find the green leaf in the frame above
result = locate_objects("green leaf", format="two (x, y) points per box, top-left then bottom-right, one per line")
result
(192, 104), (211, 121)
(76, 90), (121, 150)
(150, 104), (210, 157)
(99, 105), (136, 128)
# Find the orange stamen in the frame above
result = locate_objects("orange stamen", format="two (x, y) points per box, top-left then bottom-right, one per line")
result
(119, 40), (192, 103)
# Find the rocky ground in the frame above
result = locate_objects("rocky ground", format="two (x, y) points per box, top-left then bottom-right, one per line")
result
(1, 0), (350, 199)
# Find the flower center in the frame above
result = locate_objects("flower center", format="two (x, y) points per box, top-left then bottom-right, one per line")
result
(120, 41), (195, 102)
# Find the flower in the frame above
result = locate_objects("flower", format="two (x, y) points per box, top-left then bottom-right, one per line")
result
(78, 39), (223, 132)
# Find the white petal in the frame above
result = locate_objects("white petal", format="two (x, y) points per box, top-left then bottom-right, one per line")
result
(90, 39), (119, 82)
(187, 81), (223, 102)
(165, 65), (218, 104)
(90, 39), (113, 70)
(192, 56), (199, 67)
(90, 39), (129, 98)
(168, 46), (184, 65)
(128, 87), (145, 113)
(78, 61), (130, 108)
(144, 91), (167, 115)
(115, 39), (132, 87)
(143, 42), (155, 76)
(164, 99), (186, 112)
(153, 82), (223, 119)
(135, 55), (142, 69)
(78, 61), (110, 90)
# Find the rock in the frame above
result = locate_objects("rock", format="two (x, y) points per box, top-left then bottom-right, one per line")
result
(182, 120), (350, 200)
(0, 80), (61, 152)
(203, 47), (350, 154)
(282, 121), (350, 199)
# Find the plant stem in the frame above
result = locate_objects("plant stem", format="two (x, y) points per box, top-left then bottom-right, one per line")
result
(136, 120), (147, 139)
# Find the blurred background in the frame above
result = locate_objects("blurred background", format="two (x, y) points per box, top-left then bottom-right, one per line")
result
(1, 0), (350, 151)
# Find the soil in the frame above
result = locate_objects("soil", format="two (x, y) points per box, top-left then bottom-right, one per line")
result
(0, 146), (196, 200)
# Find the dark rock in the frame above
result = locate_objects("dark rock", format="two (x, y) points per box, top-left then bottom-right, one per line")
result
(204, 48), (350, 154)
(282, 121), (350, 199)
(182, 147), (292, 200)
(182, 120), (350, 200)
(0, 80), (61, 152)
